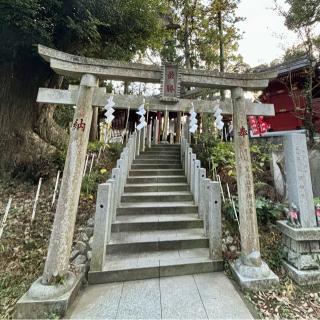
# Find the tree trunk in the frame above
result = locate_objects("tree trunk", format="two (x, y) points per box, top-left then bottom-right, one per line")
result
(0, 59), (67, 176)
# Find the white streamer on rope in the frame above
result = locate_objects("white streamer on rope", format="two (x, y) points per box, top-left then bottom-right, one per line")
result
(104, 95), (116, 124)
(214, 107), (224, 130)
(136, 99), (147, 131)
(189, 103), (198, 133)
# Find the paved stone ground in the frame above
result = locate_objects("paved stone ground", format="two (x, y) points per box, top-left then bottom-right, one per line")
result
(66, 273), (253, 319)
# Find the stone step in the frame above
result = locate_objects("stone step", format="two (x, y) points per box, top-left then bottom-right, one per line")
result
(112, 214), (203, 232)
(106, 234), (208, 255)
(129, 169), (185, 176)
(152, 144), (180, 148)
(133, 159), (181, 164)
(121, 191), (193, 203)
(117, 202), (197, 215)
(131, 164), (182, 170)
(124, 183), (189, 193)
(88, 248), (223, 284)
(142, 152), (181, 156)
(127, 176), (187, 184)
(138, 154), (181, 160)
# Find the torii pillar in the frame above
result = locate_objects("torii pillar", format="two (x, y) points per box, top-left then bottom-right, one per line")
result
(15, 74), (99, 319)
(230, 87), (279, 290)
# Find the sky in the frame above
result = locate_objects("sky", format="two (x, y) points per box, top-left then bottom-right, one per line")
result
(237, 0), (298, 66)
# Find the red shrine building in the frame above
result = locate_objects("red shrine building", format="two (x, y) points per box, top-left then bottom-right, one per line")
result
(259, 57), (320, 133)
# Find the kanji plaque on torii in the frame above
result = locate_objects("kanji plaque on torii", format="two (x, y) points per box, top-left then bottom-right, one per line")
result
(160, 63), (180, 102)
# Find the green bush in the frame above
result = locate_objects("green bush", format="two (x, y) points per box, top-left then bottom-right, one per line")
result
(223, 196), (285, 226)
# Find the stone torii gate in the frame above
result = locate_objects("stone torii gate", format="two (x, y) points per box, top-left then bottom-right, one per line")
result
(18, 44), (278, 314)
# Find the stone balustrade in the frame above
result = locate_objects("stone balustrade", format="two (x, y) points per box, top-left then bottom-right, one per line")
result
(91, 129), (143, 271)
(180, 137), (222, 261)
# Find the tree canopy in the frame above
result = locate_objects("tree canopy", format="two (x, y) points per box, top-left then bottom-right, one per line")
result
(285, 0), (320, 30)
(0, 0), (166, 64)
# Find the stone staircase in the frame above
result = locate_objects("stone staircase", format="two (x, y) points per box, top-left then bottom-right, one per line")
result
(88, 144), (223, 284)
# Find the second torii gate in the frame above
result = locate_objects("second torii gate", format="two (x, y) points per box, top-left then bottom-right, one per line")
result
(36, 45), (278, 292)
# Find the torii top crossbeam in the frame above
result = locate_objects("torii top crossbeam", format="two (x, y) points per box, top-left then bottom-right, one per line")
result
(38, 45), (276, 90)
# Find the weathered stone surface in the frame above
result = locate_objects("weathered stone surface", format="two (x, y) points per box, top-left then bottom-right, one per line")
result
(87, 251), (92, 261)
(230, 259), (279, 291)
(70, 250), (80, 261)
(278, 220), (320, 283)
(277, 221), (320, 241)
(80, 232), (89, 242)
(90, 183), (112, 272)
(42, 73), (98, 284)
(287, 252), (319, 270)
(38, 44), (276, 90)
(85, 227), (94, 238)
(229, 245), (237, 253)
(207, 181), (222, 260)
(284, 133), (316, 228)
(87, 218), (95, 228)
(232, 87), (261, 261)
(309, 149), (320, 197)
(73, 255), (87, 266)
(15, 274), (83, 319)
(75, 241), (87, 254)
(282, 260), (320, 285)
(226, 236), (234, 245)
(89, 236), (93, 249)
(242, 251), (262, 267)
(270, 152), (286, 199)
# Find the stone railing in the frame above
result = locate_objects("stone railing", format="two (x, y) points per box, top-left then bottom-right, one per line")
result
(181, 137), (222, 261)
(90, 126), (150, 271)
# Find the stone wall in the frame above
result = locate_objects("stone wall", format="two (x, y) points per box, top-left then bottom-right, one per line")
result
(281, 234), (320, 271)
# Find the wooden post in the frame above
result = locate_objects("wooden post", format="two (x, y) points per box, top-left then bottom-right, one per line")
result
(232, 87), (261, 263)
(51, 171), (61, 207)
(42, 74), (98, 284)
(0, 198), (12, 239)
(31, 178), (42, 222)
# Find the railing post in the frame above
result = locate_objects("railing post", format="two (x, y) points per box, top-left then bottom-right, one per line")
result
(122, 148), (129, 189)
(198, 168), (206, 213)
(154, 119), (159, 145)
(136, 130), (141, 156)
(190, 154), (196, 195)
(91, 182), (112, 271)
(111, 168), (120, 221)
(187, 148), (192, 183)
(133, 131), (137, 160)
(140, 127), (145, 152)
(181, 138), (186, 166)
(147, 124), (152, 148)
(201, 178), (211, 237)
(207, 181), (222, 260)
(116, 159), (123, 206)
(185, 144), (190, 176)
(194, 160), (201, 204)
(128, 137), (134, 168)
